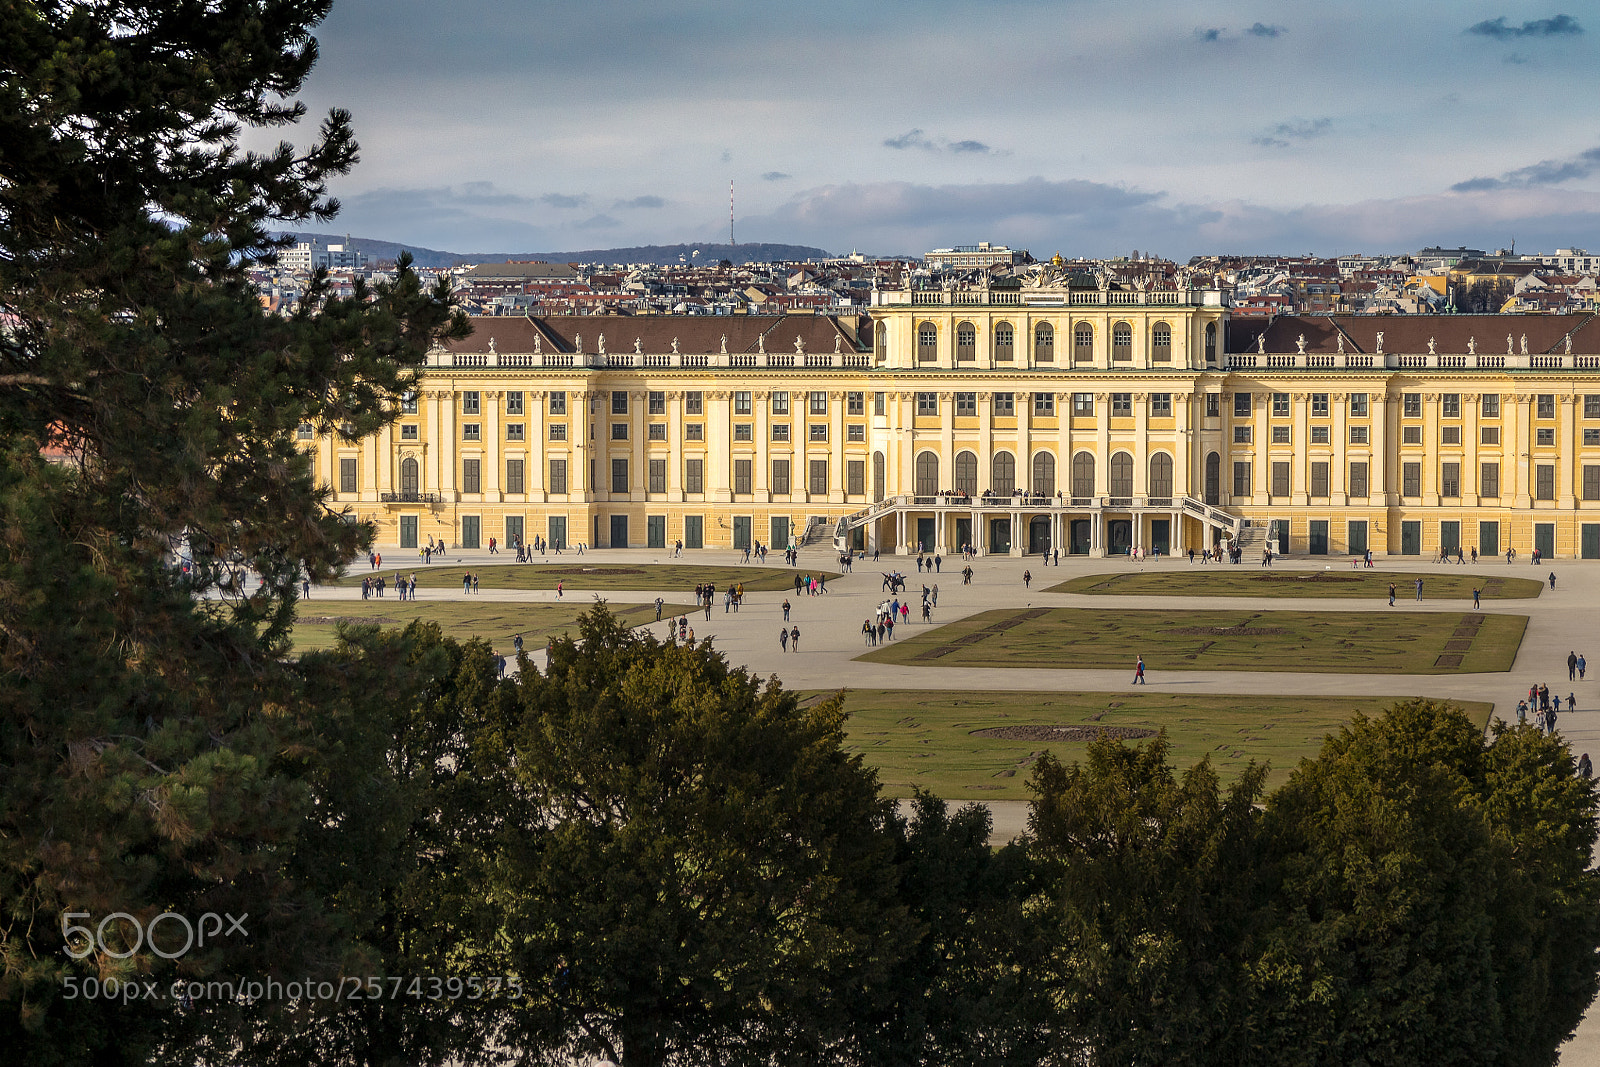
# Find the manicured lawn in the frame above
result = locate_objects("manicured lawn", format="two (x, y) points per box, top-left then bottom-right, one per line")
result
(1049, 569), (1544, 600)
(858, 607), (1527, 675)
(819, 688), (1494, 798)
(329, 563), (839, 594)
(290, 599), (693, 654)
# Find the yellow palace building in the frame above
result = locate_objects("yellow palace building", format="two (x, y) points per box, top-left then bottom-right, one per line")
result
(307, 279), (1600, 560)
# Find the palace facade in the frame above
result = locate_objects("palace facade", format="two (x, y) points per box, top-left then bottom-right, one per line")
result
(305, 283), (1600, 559)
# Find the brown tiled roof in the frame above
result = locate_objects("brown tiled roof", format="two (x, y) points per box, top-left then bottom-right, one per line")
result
(446, 314), (866, 356)
(1230, 314), (1600, 355)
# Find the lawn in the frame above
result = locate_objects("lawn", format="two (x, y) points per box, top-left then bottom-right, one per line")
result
(329, 563), (840, 594)
(858, 607), (1527, 674)
(819, 688), (1494, 798)
(290, 599), (694, 654)
(1048, 569), (1544, 600)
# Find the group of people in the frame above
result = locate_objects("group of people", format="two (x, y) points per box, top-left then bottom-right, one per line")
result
(1517, 683), (1571, 735)
(795, 573), (827, 596)
(915, 553), (943, 573)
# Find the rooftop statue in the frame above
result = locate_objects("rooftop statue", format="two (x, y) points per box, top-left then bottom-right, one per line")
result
(834, 335), (842, 354)
(1375, 331), (1384, 354)
(575, 333), (583, 355)
(1521, 334), (1529, 355)
(671, 337), (680, 355)
(597, 333), (606, 356)
(1508, 334), (1515, 355)
(1258, 334), (1265, 354)
(758, 333), (765, 354)
(1467, 336), (1475, 355)
(1427, 336), (1435, 355)
(1337, 333), (1345, 354)
(1296, 334), (1306, 354)
(488, 337), (496, 354)
(720, 334), (728, 355)
(634, 337), (642, 355)
(1567, 335), (1574, 355)
(533, 333), (542, 355)
(794, 335), (805, 354)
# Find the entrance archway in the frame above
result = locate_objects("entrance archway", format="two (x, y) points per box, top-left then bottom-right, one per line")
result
(1109, 519), (1133, 556)
(1028, 516), (1051, 554)
(1070, 519), (1091, 554)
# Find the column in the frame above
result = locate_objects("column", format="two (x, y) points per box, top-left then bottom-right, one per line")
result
(1092, 512), (1105, 555)
(1370, 393), (1389, 502)
(666, 390), (683, 500)
(830, 390), (846, 504)
(1291, 392), (1309, 504)
(485, 390), (502, 500)
(897, 509), (906, 555)
(1332, 391), (1348, 503)
(1095, 392), (1111, 495)
(1509, 394), (1530, 508)
(1421, 394), (1439, 506)
(571, 389), (591, 498)
(1175, 391), (1193, 498)
(1011, 510), (1023, 557)
(1132, 393), (1149, 496)
(708, 390), (731, 502)
(426, 390), (444, 493)
(978, 392), (994, 491)
(630, 390), (646, 502)
(1560, 393), (1578, 507)
(1461, 394), (1478, 507)
(754, 390), (770, 498)
(530, 391), (547, 498)
(1252, 393), (1269, 504)
(1058, 390), (1074, 496)
(439, 389), (456, 496)
(376, 424), (393, 496)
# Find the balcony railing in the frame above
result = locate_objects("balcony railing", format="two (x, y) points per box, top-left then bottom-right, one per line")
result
(379, 491), (444, 504)
(1222, 350), (1585, 371)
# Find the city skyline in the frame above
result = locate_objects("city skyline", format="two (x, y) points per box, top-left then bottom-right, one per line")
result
(277, 1), (1600, 259)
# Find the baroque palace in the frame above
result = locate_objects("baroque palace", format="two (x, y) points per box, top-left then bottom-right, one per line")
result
(307, 277), (1600, 560)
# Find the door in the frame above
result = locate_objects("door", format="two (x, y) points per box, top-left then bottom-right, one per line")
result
(548, 515), (567, 549)
(1308, 520), (1328, 555)
(505, 515), (523, 549)
(647, 515), (666, 549)
(955, 517), (971, 552)
(1151, 518), (1170, 556)
(1348, 520), (1367, 556)
(770, 516), (790, 550)
(1401, 520), (1421, 556)
(1109, 519), (1132, 556)
(1478, 520), (1498, 558)
(732, 515), (751, 550)
(1535, 522), (1555, 559)
(1274, 521), (1289, 554)
(1440, 520), (1460, 554)
(989, 517), (1011, 554)
(1584, 524), (1600, 559)
(399, 515), (418, 549)
(460, 515), (480, 549)
(609, 514), (629, 549)
(1029, 516), (1051, 554)
(916, 517), (934, 552)
(1070, 519), (1091, 555)
(684, 515), (703, 549)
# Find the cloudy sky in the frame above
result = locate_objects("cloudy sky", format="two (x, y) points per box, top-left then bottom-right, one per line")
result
(280, 0), (1600, 259)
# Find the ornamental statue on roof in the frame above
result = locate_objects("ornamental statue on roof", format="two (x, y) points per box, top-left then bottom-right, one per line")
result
(533, 333), (542, 355)
(1337, 333), (1345, 355)
(597, 333), (606, 356)
(1567, 335), (1573, 355)
(488, 337), (496, 354)
(720, 334), (728, 355)
(1257, 334), (1265, 355)
(1427, 337), (1435, 355)
(575, 333), (583, 355)
(1375, 331), (1384, 354)
(1521, 334), (1529, 355)
(634, 337), (642, 355)
(794, 335), (805, 354)
(1295, 334), (1306, 355)
(834, 335), (842, 354)
(1467, 336), (1475, 355)
(671, 337), (680, 355)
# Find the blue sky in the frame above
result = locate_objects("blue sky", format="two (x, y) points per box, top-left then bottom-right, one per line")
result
(279, 0), (1600, 258)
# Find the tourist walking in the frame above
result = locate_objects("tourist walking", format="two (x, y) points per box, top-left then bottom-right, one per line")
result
(1414, 578), (1424, 602)
(1550, 572), (1558, 590)
(1569, 651), (1579, 681)
(1472, 588), (1481, 609)
(1388, 582), (1396, 606)
(782, 598), (791, 622)
(779, 627), (789, 652)
(790, 625), (800, 651)
(1133, 655), (1146, 685)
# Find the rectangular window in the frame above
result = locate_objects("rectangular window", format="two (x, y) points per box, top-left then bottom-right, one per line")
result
(1349, 393), (1368, 417)
(1149, 392), (1171, 417)
(874, 392), (886, 416)
(847, 391), (865, 415)
(506, 423), (524, 441)
(1441, 461), (1460, 498)
(771, 423), (790, 441)
(548, 459), (567, 494)
(733, 459), (752, 495)
(1271, 462), (1290, 497)
(1441, 393), (1460, 418)
(1585, 465), (1600, 500)
(1234, 392), (1252, 418)
(297, 423), (315, 440)
(1481, 393), (1499, 418)
(1306, 425), (1327, 444)
(1035, 393), (1057, 416)
(1310, 461), (1329, 498)
(771, 391), (790, 414)
(1234, 425), (1252, 443)
(993, 392), (1016, 417)
(648, 458), (666, 493)
(809, 424), (828, 441)
(734, 391), (752, 415)
(1481, 462), (1499, 498)
(1536, 464), (1555, 500)
(505, 391), (524, 415)
(1586, 396), (1600, 419)
(611, 423), (628, 440)
(400, 393), (418, 415)
(685, 458), (703, 494)
(1349, 426), (1368, 444)
(1206, 393), (1221, 418)
(734, 424), (753, 441)
(1110, 392), (1132, 416)
(685, 391), (703, 415)
(1272, 392), (1290, 417)
(771, 459), (790, 495)
(685, 424), (704, 441)
(1481, 426), (1499, 445)
(809, 391), (827, 415)
(462, 391), (481, 415)
(400, 424), (419, 440)
(611, 391), (628, 415)
(1349, 461), (1368, 497)
(916, 391), (938, 416)
(809, 459), (828, 495)
(549, 424), (567, 441)
(956, 392), (977, 417)
(462, 458), (481, 494)
(1442, 426), (1460, 445)
(1311, 393), (1329, 418)
(848, 424), (865, 441)
(645, 391), (664, 415)
(847, 460), (865, 496)
(1402, 461), (1421, 497)
(1538, 394), (1556, 419)
(1538, 427), (1555, 446)
(462, 423), (481, 441)
(1403, 393), (1421, 418)
(648, 423), (667, 441)
(339, 457), (356, 494)
(1232, 460), (1251, 497)
(1403, 426), (1422, 444)
(611, 458), (628, 493)
(505, 458), (525, 495)
(1272, 426), (1291, 444)
(1587, 428), (1600, 446)
(1073, 392), (1094, 416)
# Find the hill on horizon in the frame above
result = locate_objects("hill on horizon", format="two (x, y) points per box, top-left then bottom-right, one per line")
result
(274, 232), (838, 268)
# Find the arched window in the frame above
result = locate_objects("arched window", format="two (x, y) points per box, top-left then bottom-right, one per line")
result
(956, 321), (976, 362)
(1204, 452), (1220, 504)
(400, 457), (419, 494)
(992, 451), (1016, 495)
(873, 451), (886, 502)
(917, 321), (937, 362)
(1149, 453), (1173, 498)
(1110, 451), (1134, 497)
(1073, 321), (1094, 362)
(875, 322), (887, 359)
(915, 450), (939, 496)
(1072, 451), (1095, 497)
(955, 450), (978, 495)
(1152, 321), (1172, 362)
(1032, 451), (1056, 496)
(1034, 323), (1054, 362)
(1112, 321), (1133, 361)
(994, 322), (1014, 361)
(1205, 322), (1217, 362)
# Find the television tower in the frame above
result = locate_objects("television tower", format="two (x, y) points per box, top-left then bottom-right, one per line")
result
(729, 180), (736, 248)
